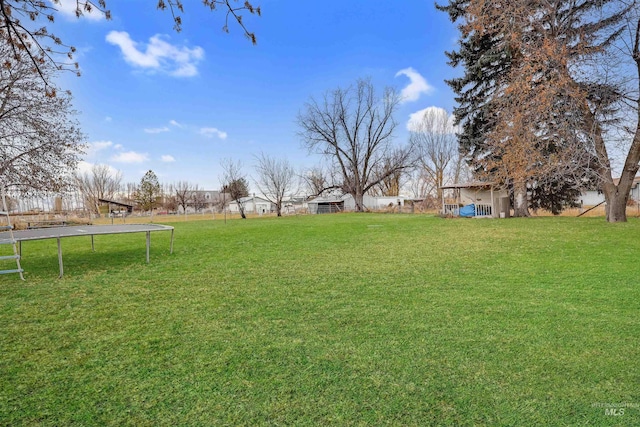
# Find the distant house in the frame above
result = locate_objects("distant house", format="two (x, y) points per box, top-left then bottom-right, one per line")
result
(180, 190), (226, 213)
(631, 178), (640, 201)
(344, 195), (409, 211)
(282, 196), (308, 214)
(228, 196), (274, 215)
(347, 195), (407, 211)
(580, 176), (640, 207)
(439, 177), (640, 217)
(579, 190), (605, 207)
(439, 182), (510, 218)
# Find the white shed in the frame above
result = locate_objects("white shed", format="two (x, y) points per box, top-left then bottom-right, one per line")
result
(228, 196), (274, 215)
(308, 194), (409, 213)
(342, 195), (407, 211)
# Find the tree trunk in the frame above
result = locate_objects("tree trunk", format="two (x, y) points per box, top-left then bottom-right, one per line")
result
(605, 192), (627, 222)
(436, 170), (444, 202)
(435, 185), (443, 206)
(354, 191), (364, 212)
(603, 180), (632, 223)
(276, 203), (282, 217)
(512, 180), (530, 217)
(601, 138), (640, 223)
(592, 25), (640, 222)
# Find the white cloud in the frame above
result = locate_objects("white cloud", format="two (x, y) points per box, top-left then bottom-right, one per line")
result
(407, 106), (458, 133)
(395, 67), (434, 103)
(56, 0), (104, 21)
(88, 140), (113, 151)
(144, 126), (170, 134)
(111, 151), (149, 163)
(161, 155), (176, 162)
(114, 144), (123, 150)
(105, 31), (205, 77)
(199, 127), (228, 140)
(104, 116), (112, 122)
(84, 140), (114, 158)
(169, 120), (183, 128)
(75, 161), (119, 176)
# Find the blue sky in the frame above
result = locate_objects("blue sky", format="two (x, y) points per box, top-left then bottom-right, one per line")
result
(53, 0), (460, 191)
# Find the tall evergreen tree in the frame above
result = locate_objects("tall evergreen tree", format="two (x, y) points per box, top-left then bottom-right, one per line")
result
(436, 0), (511, 173)
(136, 170), (161, 213)
(438, 0), (627, 216)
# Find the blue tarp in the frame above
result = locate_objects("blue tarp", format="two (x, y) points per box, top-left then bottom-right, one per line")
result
(459, 204), (475, 217)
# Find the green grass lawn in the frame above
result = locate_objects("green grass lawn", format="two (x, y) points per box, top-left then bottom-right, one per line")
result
(1, 214), (638, 425)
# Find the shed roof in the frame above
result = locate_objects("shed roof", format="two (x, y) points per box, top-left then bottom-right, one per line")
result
(439, 181), (497, 190)
(307, 196), (344, 204)
(230, 196), (272, 204)
(98, 198), (134, 208)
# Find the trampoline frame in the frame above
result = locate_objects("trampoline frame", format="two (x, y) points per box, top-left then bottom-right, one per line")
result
(0, 224), (174, 278)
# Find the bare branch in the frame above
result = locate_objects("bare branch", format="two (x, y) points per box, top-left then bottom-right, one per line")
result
(254, 153), (296, 216)
(298, 78), (410, 211)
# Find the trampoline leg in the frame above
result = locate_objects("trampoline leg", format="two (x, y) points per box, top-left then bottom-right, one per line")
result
(146, 231), (150, 263)
(18, 241), (21, 256)
(91, 235), (95, 252)
(57, 238), (63, 278)
(170, 229), (174, 254)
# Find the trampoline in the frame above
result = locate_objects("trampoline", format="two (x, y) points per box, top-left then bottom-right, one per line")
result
(0, 224), (174, 277)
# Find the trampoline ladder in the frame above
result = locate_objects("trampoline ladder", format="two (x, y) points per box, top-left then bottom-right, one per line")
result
(0, 188), (24, 280)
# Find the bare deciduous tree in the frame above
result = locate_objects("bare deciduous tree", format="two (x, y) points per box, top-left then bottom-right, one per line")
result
(191, 185), (208, 212)
(254, 153), (296, 216)
(590, 4), (640, 222)
(410, 107), (462, 201)
(301, 166), (335, 197)
(408, 168), (435, 199)
(0, 43), (85, 193)
(174, 181), (193, 213)
(370, 148), (414, 196)
(298, 78), (412, 211)
(220, 159), (249, 219)
(73, 164), (122, 214)
(123, 182), (137, 205)
(161, 183), (178, 213)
